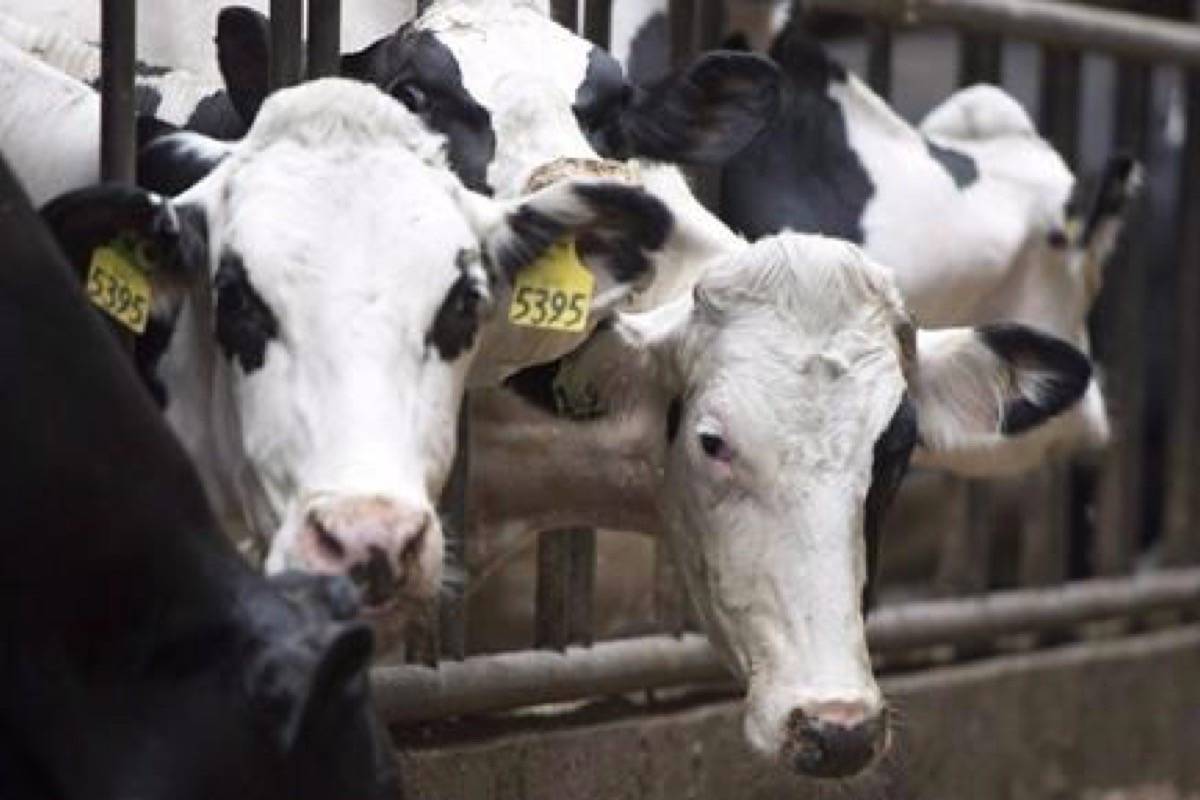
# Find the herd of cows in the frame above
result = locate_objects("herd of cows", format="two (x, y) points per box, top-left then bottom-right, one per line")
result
(0, 0), (1141, 795)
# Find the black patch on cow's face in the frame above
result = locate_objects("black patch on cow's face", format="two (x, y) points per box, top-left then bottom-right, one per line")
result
(137, 132), (230, 197)
(719, 23), (873, 243)
(862, 393), (917, 610)
(572, 183), (672, 283)
(924, 138), (978, 190)
(214, 251), (279, 373)
(978, 323), (1092, 436)
(426, 251), (488, 361)
(666, 396), (682, 442)
(494, 207), (567, 280)
(380, 28), (497, 194)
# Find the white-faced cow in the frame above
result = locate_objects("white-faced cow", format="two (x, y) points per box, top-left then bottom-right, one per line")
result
(0, 151), (396, 800)
(40, 77), (672, 631)
(720, 26), (1140, 474)
(474, 232), (1092, 777)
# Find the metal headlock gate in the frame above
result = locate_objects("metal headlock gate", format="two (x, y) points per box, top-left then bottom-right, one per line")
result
(92, 0), (1200, 727)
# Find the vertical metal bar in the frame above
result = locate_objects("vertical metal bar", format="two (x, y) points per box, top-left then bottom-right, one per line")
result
(865, 21), (893, 99)
(550, 0), (579, 32)
(270, 0), (304, 91)
(437, 403), (471, 660)
(654, 538), (688, 634)
(669, 0), (697, 69)
(958, 32), (1003, 86)
(935, 479), (991, 596)
(100, 0), (136, 185)
(1019, 45), (1083, 588)
(306, 0), (341, 80)
(1164, 65), (1200, 568)
(584, 0), (612, 48)
(1092, 60), (1153, 577)
(535, 528), (595, 649)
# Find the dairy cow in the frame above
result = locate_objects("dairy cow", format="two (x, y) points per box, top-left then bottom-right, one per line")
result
(0, 152), (396, 800)
(40, 76), (671, 630)
(720, 27), (1139, 474)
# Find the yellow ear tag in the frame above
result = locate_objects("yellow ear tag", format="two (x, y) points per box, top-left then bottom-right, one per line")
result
(85, 240), (152, 334)
(508, 238), (594, 333)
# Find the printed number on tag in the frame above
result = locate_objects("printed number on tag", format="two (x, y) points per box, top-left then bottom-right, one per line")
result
(508, 239), (593, 333)
(86, 245), (152, 334)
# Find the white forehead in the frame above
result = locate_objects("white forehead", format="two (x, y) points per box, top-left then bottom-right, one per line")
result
(688, 235), (909, 464)
(200, 79), (477, 318)
(418, 0), (592, 112)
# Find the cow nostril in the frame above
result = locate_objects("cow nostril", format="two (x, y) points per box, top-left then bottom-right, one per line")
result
(350, 546), (395, 608)
(308, 514), (346, 563)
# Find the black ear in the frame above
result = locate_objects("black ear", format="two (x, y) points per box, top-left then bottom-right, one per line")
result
(217, 5), (272, 125)
(138, 129), (232, 196)
(246, 621), (375, 753)
(608, 51), (780, 165)
(40, 184), (207, 292)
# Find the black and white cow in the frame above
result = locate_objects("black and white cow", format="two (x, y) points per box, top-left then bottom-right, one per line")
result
(0, 152), (396, 800)
(719, 26), (1140, 474)
(472, 232), (1092, 778)
(40, 76), (671, 630)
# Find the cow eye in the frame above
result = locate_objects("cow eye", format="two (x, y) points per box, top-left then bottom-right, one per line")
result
(698, 432), (732, 462)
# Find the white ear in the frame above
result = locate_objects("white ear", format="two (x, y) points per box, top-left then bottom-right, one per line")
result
(910, 323), (1094, 476)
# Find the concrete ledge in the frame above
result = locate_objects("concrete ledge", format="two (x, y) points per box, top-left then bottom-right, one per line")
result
(396, 626), (1200, 799)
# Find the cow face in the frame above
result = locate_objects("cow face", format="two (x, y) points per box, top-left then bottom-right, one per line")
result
(42, 78), (671, 623)
(510, 233), (1091, 777)
(215, 0), (780, 199)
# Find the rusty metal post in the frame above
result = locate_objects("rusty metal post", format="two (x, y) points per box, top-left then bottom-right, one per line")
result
(958, 32), (1003, 86)
(270, 0), (304, 91)
(584, 0), (612, 48)
(100, 0), (136, 185)
(866, 20), (893, 98)
(1164, 66), (1200, 569)
(306, 0), (342, 79)
(535, 528), (596, 649)
(1092, 60), (1153, 577)
(437, 403), (471, 660)
(550, 0), (579, 32)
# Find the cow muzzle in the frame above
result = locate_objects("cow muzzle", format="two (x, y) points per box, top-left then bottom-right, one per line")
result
(782, 701), (889, 779)
(298, 494), (441, 614)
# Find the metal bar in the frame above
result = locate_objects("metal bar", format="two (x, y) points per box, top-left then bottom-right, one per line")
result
(535, 528), (595, 649)
(669, 0), (697, 68)
(100, 0), (136, 185)
(1092, 59), (1153, 577)
(1040, 46), (1082, 166)
(865, 20), (893, 99)
(935, 479), (991, 596)
(306, 0), (341, 80)
(958, 32), (1003, 86)
(550, 0), (578, 32)
(805, 0), (1200, 69)
(1164, 66), (1200, 568)
(654, 537), (688, 634)
(437, 403), (470, 660)
(270, 0), (304, 91)
(583, 0), (612, 48)
(373, 568), (1200, 722)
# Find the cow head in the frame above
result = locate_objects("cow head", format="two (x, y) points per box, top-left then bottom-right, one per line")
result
(508, 233), (1092, 777)
(42, 78), (671, 625)
(215, 1), (780, 199)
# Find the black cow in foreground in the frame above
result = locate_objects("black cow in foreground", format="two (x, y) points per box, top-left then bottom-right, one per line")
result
(0, 154), (397, 799)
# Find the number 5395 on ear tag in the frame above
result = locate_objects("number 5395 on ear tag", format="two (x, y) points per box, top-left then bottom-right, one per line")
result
(508, 239), (593, 333)
(86, 245), (152, 334)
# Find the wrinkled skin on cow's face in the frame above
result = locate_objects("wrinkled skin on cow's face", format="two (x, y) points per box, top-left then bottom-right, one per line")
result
(42, 78), (674, 630)
(501, 232), (1092, 777)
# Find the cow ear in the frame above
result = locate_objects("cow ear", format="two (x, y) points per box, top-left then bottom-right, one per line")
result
(246, 621), (374, 753)
(473, 178), (673, 305)
(1065, 152), (1142, 299)
(137, 128), (232, 196)
(909, 323), (1094, 476)
(612, 51), (780, 165)
(217, 5), (272, 125)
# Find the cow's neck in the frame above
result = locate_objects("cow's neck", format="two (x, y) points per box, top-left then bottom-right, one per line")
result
(467, 387), (665, 538)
